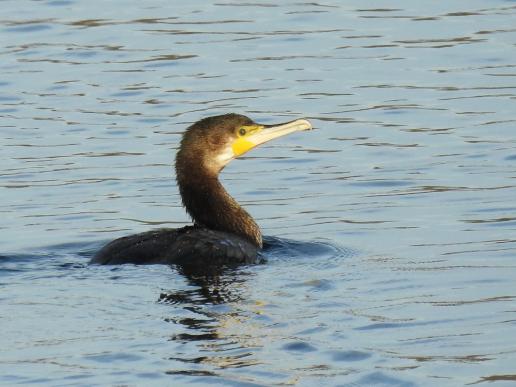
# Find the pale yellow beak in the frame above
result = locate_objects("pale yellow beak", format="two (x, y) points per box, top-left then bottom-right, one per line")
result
(232, 119), (312, 157)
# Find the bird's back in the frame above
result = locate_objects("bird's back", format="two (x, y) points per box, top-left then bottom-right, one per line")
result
(90, 226), (261, 266)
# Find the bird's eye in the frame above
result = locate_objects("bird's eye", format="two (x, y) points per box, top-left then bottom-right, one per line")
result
(239, 128), (247, 136)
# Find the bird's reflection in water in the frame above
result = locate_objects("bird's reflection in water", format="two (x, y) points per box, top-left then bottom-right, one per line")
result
(160, 264), (251, 305)
(159, 264), (262, 375)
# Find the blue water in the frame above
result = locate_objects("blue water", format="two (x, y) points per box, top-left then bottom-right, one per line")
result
(2, 1), (516, 386)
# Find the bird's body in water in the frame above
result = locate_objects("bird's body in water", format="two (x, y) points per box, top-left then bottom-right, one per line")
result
(91, 113), (312, 266)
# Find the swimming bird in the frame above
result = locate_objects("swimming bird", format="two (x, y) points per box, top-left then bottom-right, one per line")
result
(91, 113), (312, 266)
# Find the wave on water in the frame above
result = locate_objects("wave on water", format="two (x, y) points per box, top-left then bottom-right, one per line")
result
(262, 235), (357, 262)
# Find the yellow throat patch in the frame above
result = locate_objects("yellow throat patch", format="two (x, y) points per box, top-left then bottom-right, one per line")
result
(232, 125), (263, 156)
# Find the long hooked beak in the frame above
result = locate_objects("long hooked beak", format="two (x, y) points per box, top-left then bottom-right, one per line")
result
(232, 119), (312, 157)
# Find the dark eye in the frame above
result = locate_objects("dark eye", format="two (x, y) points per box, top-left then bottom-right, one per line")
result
(239, 128), (247, 136)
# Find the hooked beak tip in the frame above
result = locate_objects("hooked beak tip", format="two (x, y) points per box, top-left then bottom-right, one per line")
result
(296, 119), (313, 131)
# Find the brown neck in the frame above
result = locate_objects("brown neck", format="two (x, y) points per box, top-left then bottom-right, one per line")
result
(175, 156), (262, 248)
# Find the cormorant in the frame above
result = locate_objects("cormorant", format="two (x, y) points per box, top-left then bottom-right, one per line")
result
(91, 113), (312, 266)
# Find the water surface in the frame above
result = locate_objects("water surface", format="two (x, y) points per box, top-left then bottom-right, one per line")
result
(1, 1), (516, 386)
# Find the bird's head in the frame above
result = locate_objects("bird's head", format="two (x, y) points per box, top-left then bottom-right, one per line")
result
(177, 113), (312, 175)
